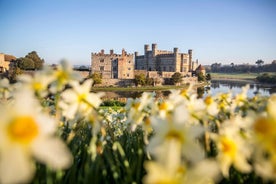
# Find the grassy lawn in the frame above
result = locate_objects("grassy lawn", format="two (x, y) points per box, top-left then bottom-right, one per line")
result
(210, 72), (259, 80)
(91, 84), (190, 92)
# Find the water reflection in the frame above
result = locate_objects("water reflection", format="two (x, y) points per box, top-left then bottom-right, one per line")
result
(207, 80), (275, 98)
(100, 81), (275, 101)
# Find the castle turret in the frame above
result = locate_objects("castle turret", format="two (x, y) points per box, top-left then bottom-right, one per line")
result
(110, 49), (114, 55)
(174, 47), (178, 54)
(188, 49), (193, 71)
(144, 44), (149, 55)
(152, 43), (157, 56)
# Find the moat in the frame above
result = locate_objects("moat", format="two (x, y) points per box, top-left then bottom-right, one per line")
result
(99, 81), (276, 101)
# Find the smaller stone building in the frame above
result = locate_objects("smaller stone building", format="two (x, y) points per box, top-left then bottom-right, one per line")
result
(0, 53), (16, 73)
(91, 49), (134, 79)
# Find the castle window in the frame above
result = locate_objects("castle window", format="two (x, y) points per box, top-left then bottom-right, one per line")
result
(113, 66), (117, 71)
(127, 73), (129, 77)
(100, 59), (104, 62)
(100, 66), (104, 71)
(128, 67), (131, 70)
(128, 60), (131, 63)
(0, 67), (3, 73)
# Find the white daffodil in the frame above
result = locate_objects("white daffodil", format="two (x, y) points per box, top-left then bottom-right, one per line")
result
(204, 95), (219, 116)
(18, 70), (54, 97)
(143, 161), (185, 184)
(144, 159), (220, 184)
(251, 94), (276, 179)
(125, 92), (155, 131)
(0, 89), (72, 184)
(49, 60), (81, 93)
(149, 104), (204, 164)
(213, 117), (252, 177)
(59, 79), (104, 120)
(0, 78), (12, 101)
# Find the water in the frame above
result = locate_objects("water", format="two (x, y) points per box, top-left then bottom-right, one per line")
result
(100, 81), (276, 101)
(205, 80), (276, 98)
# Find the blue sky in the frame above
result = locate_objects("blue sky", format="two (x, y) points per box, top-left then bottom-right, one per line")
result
(0, 0), (275, 65)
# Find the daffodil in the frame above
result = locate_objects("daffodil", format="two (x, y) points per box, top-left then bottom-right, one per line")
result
(213, 117), (252, 177)
(59, 79), (104, 120)
(49, 60), (81, 93)
(18, 69), (54, 97)
(148, 104), (204, 164)
(0, 78), (12, 102)
(125, 92), (155, 131)
(251, 94), (276, 179)
(0, 89), (72, 184)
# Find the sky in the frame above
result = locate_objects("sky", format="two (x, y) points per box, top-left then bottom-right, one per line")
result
(0, 0), (276, 66)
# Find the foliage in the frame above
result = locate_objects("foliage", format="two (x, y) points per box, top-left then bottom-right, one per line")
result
(18, 57), (35, 70)
(1, 61), (276, 184)
(206, 73), (212, 81)
(100, 100), (126, 107)
(256, 73), (276, 84)
(25, 51), (44, 70)
(255, 59), (264, 66)
(134, 73), (146, 86)
(171, 72), (182, 85)
(209, 61), (276, 73)
(197, 72), (206, 82)
(90, 72), (102, 86)
(8, 66), (22, 83)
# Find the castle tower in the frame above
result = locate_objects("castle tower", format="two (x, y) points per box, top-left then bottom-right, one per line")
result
(144, 44), (149, 55)
(174, 47), (178, 54)
(188, 49), (193, 71)
(152, 43), (157, 56)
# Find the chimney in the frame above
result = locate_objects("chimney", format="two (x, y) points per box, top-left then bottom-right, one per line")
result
(101, 49), (104, 55)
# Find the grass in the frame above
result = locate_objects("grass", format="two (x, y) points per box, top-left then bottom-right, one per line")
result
(91, 84), (190, 92)
(210, 73), (259, 80)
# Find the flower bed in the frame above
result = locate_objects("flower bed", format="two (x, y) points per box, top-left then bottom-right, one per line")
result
(0, 61), (275, 184)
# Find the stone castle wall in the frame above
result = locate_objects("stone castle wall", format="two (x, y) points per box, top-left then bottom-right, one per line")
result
(91, 49), (134, 79)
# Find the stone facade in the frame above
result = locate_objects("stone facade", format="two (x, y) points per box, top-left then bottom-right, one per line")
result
(91, 49), (134, 79)
(0, 53), (16, 73)
(135, 43), (198, 75)
(91, 44), (200, 86)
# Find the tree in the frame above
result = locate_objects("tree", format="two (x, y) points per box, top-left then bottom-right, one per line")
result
(206, 73), (211, 81)
(9, 66), (22, 83)
(134, 74), (146, 86)
(90, 72), (102, 86)
(17, 57), (35, 70)
(171, 72), (182, 85)
(197, 72), (206, 82)
(25, 51), (44, 69)
(256, 59), (264, 67)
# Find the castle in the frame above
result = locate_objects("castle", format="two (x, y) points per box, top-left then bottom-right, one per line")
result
(91, 49), (134, 79)
(91, 43), (201, 85)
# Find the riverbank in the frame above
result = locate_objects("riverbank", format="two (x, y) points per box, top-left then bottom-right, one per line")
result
(210, 72), (257, 81)
(210, 73), (276, 87)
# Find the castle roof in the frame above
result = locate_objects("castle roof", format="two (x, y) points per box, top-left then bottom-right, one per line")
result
(196, 64), (205, 71)
(4, 54), (16, 61)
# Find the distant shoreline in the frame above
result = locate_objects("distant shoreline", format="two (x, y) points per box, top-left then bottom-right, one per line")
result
(211, 78), (276, 88)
